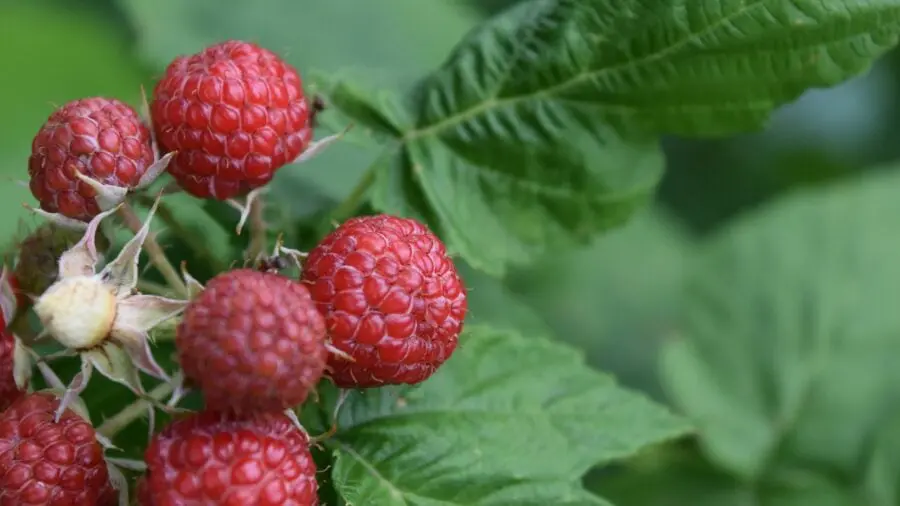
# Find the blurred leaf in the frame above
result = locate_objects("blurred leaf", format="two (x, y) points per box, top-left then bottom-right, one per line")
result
(320, 325), (690, 505)
(324, 0), (900, 275)
(597, 446), (862, 506)
(860, 410), (900, 504)
(662, 166), (900, 481)
(507, 206), (692, 399)
(459, 262), (554, 339)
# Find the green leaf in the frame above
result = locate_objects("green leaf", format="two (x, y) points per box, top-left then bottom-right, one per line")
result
(596, 446), (862, 506)
(507, 206), (693, 399)
(458, 262), (555, 339)
(325, 0), (900, 274)
(323, 325), (690, 505)
(661, 167), (900, 482)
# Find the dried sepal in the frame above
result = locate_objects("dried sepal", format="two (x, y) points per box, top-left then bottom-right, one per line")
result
(11, 335), (31, 390)
(83, 342), (156, 436)
(84, 342), (146, 396)
(73, 172), (128, 212)
(181, 262), (205, 299)
(226, 186), (267, 235)
(284, 408), (310, 439)
(0, 267), (17, 324)
(166, 371), (190, 408)
(22, 203), (88, 231)
(295, 124), (353, 164)
(114, 295), (186, 333)
(98, 195), (161, 297)
(54, 358), (92, 422)
(135, 151), (176, 190)
(105, 457), (131, 506)
(56, 205), (119, 278)
(109, 325), (170, 382)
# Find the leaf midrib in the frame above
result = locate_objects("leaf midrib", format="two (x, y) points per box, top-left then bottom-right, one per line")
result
(333, 439), (461, 505)
(401, 0), (771, 141)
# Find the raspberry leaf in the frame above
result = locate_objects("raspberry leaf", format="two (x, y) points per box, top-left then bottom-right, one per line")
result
(661, 168), (900, 482)
(317, 325), (690, 505)
(595, 445), (863, 506)
(319, 0), (900, 275)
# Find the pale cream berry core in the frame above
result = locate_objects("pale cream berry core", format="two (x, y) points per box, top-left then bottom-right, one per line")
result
(34, 275), (117, 350)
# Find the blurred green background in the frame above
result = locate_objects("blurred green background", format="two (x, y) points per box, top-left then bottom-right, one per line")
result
(8, 0), (900, 503)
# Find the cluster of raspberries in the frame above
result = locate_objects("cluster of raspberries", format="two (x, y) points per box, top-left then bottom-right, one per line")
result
(0, 40), (468, 505)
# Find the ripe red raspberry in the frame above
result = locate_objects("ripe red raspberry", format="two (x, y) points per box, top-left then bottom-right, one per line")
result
(0, 392), (116, 505)
(301, 214), (468, 388)
(140, 410), (318, 505)
(28, 97), (155, 221)
(176, 269), (327, 413)
(150, 40), (312, 200)
(0, 329), (23, 413)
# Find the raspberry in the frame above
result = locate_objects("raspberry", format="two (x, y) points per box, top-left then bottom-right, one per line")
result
(140, 410), (318, 505)
(0, 329), (23, 413)
(150, 40), (312, 200)
(300, 214), (468, 388)
(28, 97), (155, 221)
(176, 269), (327, 413)
(0, 392), (116, 505)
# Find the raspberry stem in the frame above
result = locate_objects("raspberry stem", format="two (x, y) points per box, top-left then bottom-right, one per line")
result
(329, 164), (377, 225)
(247, 192), (268, 261)
(117, 203), (188, 298)
(134, 194), (227, 273)
(96, 380), (174, 439)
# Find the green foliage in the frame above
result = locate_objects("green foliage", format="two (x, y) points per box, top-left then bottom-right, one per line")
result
(304, 326), (689, 506)
(320, 0), (900, 274)
(7, 0), (900, 504)
(663, 168), (900, 482)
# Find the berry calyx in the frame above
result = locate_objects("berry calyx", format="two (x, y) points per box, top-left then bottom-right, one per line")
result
(0, 392), (118, 505)
(27, 97), (160, 222)
(176, 269), (327, 413)
(140, 410), (318, 505)
(150, 40), (312, 200)
(301, 214), (468, 388)
(31, 199), (187, 424)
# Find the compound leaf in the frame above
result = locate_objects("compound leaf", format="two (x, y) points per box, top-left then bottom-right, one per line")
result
(324, 325), (690, 505)
(662, 167), (900, 481)
(323, 0), (900, 275)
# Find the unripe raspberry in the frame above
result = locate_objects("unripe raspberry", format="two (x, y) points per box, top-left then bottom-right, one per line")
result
(176, 269), (327, 413)
(34, 276), (117, 350)
(140, 410), (318, 505)
(14, 223), (109, 299)
(28, 97), (155, 221)
(0, 392), (117, 505)
(301, 214), (468, 388)
(151, 40), (312, 200)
